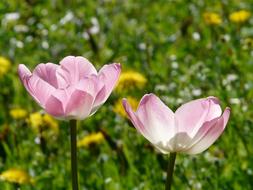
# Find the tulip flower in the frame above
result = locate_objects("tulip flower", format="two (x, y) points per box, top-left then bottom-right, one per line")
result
(122, 93), (230, 190)
(18, 56), (121, 190)
(18, 56), (121, 120)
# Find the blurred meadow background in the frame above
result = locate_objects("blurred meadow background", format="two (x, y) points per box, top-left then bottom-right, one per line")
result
(1, 0), (253, 189)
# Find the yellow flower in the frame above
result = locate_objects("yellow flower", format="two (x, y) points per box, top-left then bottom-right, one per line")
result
(113, 96), (139, 118)
(0, 168), (33, 184)
(43, 114), (59, 134)
(229, 10), (251, 23)
(28, 112), (59, 134)
(28, 112), (43, 129)
(0, 57), (11, 77)
(78, 132), (104, 147)
(203, 12), (222, 25)
(9, 108), (28, 120)
(116, 71), (147, 92)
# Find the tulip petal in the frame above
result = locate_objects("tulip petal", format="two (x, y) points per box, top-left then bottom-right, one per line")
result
(175, 97), (222, 137)
(65, 89), (94, 120)
(76, 75), (104, 96)
(56, 56), (97, 88)
(33, 63), (59, 88)
(122, 98), (149, 139)
(18, 64), (31, 80)
(75, 75), (105, 114)
(98, 63), (121, 102)
(173, 118), (218, 153)
(45, 95), (65, 117)
(166, 132), (193, 153)
(89, 86), (108, 115)
(44, 89), (70, 117)
(184, 107), (230, 154)
(18, 64), (55, 107)
(136, 94), (175, 145)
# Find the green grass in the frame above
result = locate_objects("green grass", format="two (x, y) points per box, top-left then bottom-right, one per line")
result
(1, 0), (253, 189)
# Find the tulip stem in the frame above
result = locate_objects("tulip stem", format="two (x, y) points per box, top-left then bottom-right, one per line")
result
(70, 120), (79, 190)
(165, 152), (177, 190)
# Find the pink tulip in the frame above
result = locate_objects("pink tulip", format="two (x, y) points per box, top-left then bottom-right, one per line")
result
(123, 94), (230, 154)
(18, 56), (121, 120)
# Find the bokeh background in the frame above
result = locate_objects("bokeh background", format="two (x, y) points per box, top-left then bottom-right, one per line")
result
(1, 0), (253, 189)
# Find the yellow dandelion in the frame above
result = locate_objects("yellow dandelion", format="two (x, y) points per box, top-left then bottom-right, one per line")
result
(9, 108), (28, 120)
(229, 10), (251, 23)
(203, 12), (222, 25)
(28, 112), (43, 130)
(28, 112), (59, 135)
(0, 168), (33, 184)
(77, 132), (104, 147)
(116, 71), (147, 92)
(113, 96), (139, 118)
(0, 57), (11, 77)
(43, 114), (59, 134)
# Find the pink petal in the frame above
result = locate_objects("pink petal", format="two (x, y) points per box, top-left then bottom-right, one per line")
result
(18, 64), (31, 79)
(75, 75), (105, 114)
(122, 98), (148, 139)
(56, 56), (97, 88)
(136, 94), (175, 144)
(45, 95), (65, 117)
(65, 89), (94, 120)
(76, 75), (104, 96)
(97, 63), (121, 103)
(90, 86), (107, 114)
(185, 107), (230, 154)
(33, 63), (59, 88)
(18, 64), (55, 107)
(44, 89), (70, 117)
(172, 118), (219, 153)
(205, 96), (223, 121)
(175, 97), (222, 136)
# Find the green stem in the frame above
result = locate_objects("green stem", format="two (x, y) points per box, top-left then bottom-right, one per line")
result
(70, 120), (79, 190)
(14, 183), (20, 190)
(165, 152), (177, 190)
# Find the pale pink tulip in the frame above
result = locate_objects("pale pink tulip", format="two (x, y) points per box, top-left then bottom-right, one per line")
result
(123, 94), (230, 154)
(18, 56), (121, 120)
